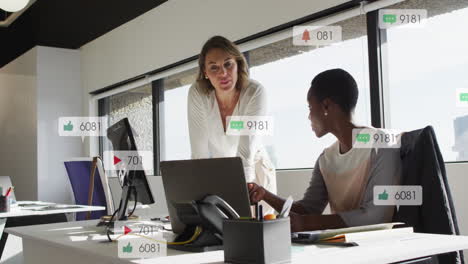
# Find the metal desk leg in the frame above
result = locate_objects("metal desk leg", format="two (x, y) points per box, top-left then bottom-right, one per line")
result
(0, 218), (7, 259)
(0, 218), (5, 234)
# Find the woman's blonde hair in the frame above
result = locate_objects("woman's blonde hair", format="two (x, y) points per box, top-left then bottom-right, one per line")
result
(196, 36), (249, 94)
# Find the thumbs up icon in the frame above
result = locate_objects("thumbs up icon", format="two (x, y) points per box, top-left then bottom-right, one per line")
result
(122, 242), (133, 253)
(63, 121), (74, 131)
(378, 190), (389, 200)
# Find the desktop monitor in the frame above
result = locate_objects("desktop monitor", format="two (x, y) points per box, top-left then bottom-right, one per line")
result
(160, 157), (252, 234)
(106, 118), (154, 220)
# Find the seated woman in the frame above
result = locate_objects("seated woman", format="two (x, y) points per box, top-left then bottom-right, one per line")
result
(248, 68), (401, 232)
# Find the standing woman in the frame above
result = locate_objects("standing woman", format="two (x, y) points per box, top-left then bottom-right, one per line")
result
(188, 36), (276, 212)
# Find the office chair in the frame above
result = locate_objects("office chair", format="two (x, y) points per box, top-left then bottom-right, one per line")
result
(394, 126), (464, 264)
(64, 157), (114, 220)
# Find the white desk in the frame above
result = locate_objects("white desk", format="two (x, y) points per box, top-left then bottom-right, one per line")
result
(0, 201), (105, 218)
(0, 201), (105, 232)
(0, 201), (105, 252)
(6, 220), (468, 264)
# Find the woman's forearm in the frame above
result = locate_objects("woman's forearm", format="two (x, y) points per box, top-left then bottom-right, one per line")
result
(263, 190), (286, 213)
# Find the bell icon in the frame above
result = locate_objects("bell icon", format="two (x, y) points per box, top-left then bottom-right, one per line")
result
(302, 29), (311, 43)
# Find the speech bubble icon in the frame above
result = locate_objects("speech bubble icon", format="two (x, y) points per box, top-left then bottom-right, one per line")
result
(356, 133), (371, 143)
(230, 120), (244, 130)
(460, 93), (468, 102)
(383, 14), (397, 24)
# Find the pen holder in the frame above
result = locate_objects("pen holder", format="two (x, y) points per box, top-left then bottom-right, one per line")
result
(0, 196), (10, 213)
(223, 217), (291, 264)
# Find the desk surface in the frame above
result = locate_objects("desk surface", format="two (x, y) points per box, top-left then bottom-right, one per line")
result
(0, 201), (105, 218)
(6, 220), (468, 264)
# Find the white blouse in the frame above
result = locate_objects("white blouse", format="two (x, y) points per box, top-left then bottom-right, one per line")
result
(187, 79), (269, 182)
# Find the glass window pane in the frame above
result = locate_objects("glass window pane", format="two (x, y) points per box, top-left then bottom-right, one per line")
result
(161, 68), (197, 161)
(101, 84), (154, 175)
(384, 0), (468, 161)
(249, 14), (370, 169)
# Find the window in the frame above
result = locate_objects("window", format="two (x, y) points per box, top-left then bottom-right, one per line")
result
(99, 12), (371, 171)
(249, 13), (370, 169)
(100, 84), (154, 175)
(97, 0), (468, 171)
(382, 0), (468, 161)
(161, 68), (197, 161)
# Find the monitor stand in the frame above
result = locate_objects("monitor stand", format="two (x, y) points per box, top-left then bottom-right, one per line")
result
(117, 185), (136, 221)
(98, 185), (136, 228)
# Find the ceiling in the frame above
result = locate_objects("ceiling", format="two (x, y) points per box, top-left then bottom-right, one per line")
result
(0, 0), (167, 68)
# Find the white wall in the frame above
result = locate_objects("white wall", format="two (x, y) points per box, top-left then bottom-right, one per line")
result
(446, 164), (468, 235)
(0, 48), (38, 200)
(0, 46), (82, 203)
(80, 0), (348, 94)
(36, 46), (83, 203)
(446, 163), (468, 261)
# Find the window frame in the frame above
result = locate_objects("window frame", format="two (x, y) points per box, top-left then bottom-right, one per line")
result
(93, 0), (467, 173)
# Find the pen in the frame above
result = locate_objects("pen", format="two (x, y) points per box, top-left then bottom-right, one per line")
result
(254, 202), (259, 220)
(314, 241), (358, 247)
(5, 187), (12, 197)
(259, 205), (263, 221)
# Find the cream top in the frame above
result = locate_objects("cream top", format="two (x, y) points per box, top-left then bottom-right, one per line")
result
(298, 128), (402, 226)
(187, 79), (269, 182)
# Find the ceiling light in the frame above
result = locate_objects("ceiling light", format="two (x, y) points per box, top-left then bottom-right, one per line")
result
(0, 0), (30, 12)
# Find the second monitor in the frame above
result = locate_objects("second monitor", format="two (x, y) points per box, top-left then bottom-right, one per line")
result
(160, 157), (252, 234)
(106, 118), (154, 220)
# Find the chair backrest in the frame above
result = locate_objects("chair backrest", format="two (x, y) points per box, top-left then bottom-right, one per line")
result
(396, 126), (464, 264)
(95, 157), (114, 214)
(0, 176), (16, 200)
(64, 158), (114, 220)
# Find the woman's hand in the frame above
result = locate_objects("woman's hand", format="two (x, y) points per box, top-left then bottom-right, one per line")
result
(290, 212), (305, 232)
(248, 183), (266, 204)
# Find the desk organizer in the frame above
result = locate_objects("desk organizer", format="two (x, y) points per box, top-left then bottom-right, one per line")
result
(0, 196), (10, 213)
(223, 217), (291, 264)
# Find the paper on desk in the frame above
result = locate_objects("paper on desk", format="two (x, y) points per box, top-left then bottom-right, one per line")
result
(292, 222), (405, 243)
(296, 227), (413, 246)
(345, 227), (414, 244)
(29, 205), (83, 211)
(279, 196), (293, 218)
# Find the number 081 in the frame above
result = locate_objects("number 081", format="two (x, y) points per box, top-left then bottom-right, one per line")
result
(316, 31), (332, 40)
